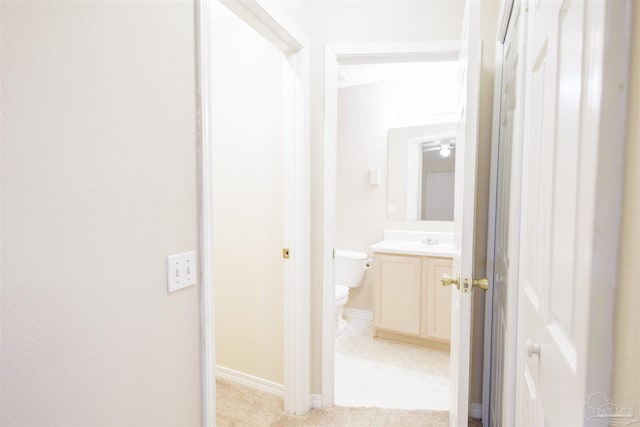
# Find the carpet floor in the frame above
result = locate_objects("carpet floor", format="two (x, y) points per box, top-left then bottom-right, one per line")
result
(216, 379), (468, 426)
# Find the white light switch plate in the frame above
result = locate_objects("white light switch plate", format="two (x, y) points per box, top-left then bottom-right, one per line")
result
(167, 251), (197, 292)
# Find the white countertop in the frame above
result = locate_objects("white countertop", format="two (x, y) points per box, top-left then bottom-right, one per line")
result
(369, 240), (454, 257)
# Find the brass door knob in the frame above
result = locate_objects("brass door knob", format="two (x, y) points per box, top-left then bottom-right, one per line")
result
(441, 274), (460, 289)
(473, 278), (489, 290)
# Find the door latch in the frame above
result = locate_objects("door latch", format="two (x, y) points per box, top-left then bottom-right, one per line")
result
(442, 274), (489, 293)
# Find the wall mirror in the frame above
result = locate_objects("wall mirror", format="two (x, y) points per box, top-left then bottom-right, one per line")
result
(387, 122), (457, 221)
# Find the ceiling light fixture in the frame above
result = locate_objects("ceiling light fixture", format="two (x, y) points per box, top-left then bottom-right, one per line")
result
(439, 141), (451, 157)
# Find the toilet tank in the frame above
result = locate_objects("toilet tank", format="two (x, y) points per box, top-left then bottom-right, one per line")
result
(334, 249), (369, 288)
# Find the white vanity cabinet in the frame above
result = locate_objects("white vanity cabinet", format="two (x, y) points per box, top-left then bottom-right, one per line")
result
(373, 252), (453, 349)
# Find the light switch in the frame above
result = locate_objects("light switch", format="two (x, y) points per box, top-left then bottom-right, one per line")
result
(167, 251), (197, 292)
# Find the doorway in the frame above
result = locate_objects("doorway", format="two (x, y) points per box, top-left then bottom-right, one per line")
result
(321, 42), (463, 410)
(332, 59), (459, 410)
(196, 0), (310, 420)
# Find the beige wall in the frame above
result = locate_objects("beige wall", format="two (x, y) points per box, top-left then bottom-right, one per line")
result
(0, 1), (201, 425)
(211, 0), (285, 384)
(612, 1), (640, 417)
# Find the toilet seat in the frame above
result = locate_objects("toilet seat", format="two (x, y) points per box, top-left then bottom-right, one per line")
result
(335, 284), (349, 300)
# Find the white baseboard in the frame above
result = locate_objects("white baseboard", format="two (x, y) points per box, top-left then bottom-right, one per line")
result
(343, 307), (373, 321)
(310, 394), (322, 408)
(216, 365), (284, 398)
(470, 402), (483, 419)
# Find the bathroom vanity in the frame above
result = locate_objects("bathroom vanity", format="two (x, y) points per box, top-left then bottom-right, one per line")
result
(370, 231), (454, 351)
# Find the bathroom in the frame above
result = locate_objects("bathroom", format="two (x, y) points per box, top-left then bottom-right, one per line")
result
(333, 59), (459, 410)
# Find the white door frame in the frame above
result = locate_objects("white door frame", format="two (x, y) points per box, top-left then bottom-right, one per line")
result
(321, 41), (460, 408)
(196, 0), (310, 422)
(482, 35), (503, 427)
(482, 0), (520, 425)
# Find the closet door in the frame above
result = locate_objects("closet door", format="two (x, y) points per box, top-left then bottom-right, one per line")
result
(515, 1), (627, 425)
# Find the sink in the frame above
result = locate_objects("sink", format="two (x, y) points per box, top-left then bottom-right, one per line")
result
(369, 230), (455, 256)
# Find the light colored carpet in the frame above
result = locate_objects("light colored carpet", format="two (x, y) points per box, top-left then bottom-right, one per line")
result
(217, 379), (450, 426)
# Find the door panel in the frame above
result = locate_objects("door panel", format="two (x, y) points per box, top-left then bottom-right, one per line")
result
(427, 258), (453, 341)
(375, 255), (422, 336)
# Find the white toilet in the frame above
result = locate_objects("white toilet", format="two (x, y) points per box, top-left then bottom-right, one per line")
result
(334, 249), (371, 336)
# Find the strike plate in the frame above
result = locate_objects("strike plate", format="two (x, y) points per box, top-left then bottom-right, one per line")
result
(461, 277), (472, 293)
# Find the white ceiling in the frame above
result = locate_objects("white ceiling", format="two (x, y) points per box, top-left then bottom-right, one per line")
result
(337, 61), (459, 89)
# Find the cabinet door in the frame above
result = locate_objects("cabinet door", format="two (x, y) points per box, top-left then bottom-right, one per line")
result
(424, 257), (453, 341)
(374, 254), (422, 336)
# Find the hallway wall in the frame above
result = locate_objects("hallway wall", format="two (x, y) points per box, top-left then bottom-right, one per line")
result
(1, 1), (200, 425)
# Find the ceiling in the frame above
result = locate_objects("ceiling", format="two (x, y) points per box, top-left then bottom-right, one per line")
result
(337, 61), (459, 89)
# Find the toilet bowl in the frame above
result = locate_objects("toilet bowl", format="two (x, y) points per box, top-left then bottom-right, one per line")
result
(334, 249), (371, 336)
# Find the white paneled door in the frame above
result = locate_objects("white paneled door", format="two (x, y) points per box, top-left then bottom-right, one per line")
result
(516, 0), (628, 425)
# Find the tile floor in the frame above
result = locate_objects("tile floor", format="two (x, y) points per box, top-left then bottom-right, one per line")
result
(334, 316), (450, 411)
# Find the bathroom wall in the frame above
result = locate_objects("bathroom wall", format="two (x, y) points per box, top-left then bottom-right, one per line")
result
(1, 1), (201, 424)
(211, 0), (286, 385)
(336, 77), (457, 312)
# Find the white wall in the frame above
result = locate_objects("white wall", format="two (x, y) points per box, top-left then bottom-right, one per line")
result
(336, 78), (456, 312)
(211, 1), (285, 385)
(1, 1), (200, 425)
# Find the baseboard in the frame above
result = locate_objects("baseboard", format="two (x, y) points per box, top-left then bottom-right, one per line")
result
(470, 402), (483, 419)
(310, 394), (322, 408)
(343, 307), (373, 321)
(216, 365), (284, 398)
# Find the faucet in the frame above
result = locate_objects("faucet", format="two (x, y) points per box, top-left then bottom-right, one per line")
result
(421, 237), (439, 245)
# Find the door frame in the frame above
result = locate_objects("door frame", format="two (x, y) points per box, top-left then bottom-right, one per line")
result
(482, 0), (520, 425)
(321, 41), (460, 408)
(196, 0), (311, 422)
